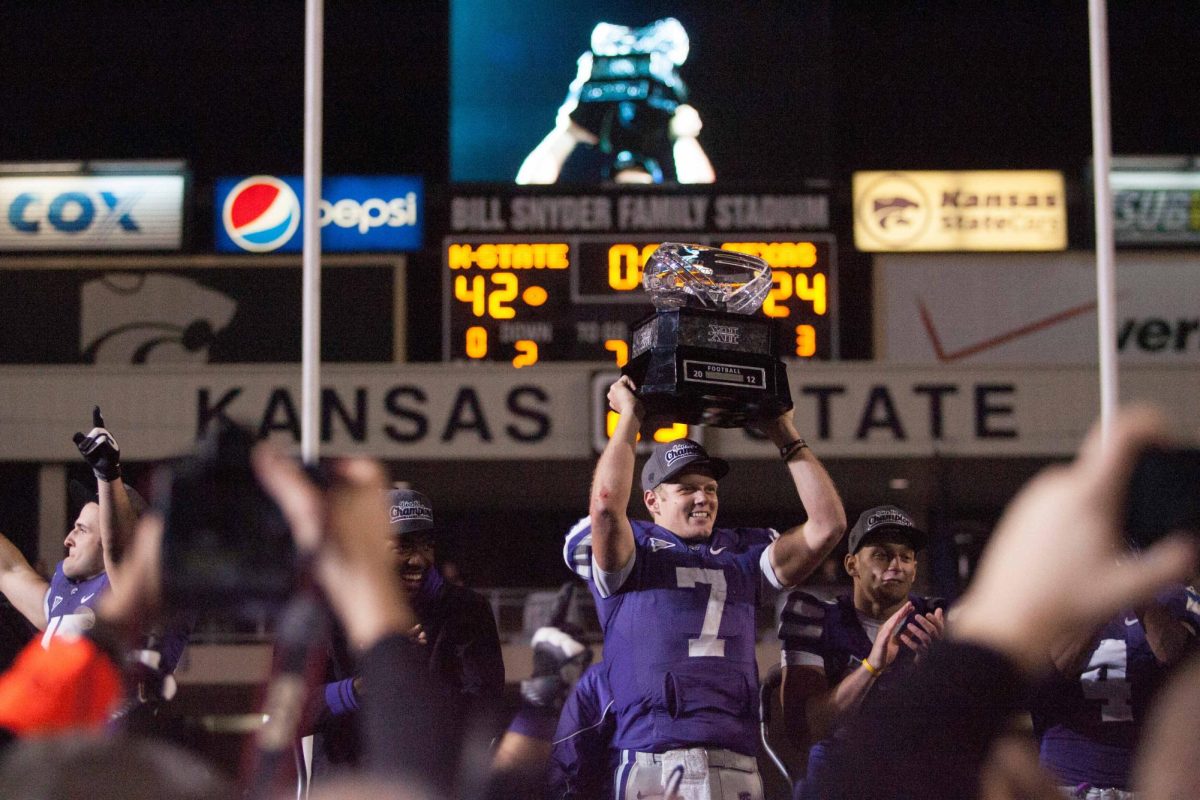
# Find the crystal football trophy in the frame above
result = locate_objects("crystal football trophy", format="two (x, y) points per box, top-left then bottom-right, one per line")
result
(621, 243), (793, 427)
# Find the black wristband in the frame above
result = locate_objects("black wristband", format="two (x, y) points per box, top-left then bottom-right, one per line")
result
(95, 465), (121, 482)
(780, 438), (808, 460)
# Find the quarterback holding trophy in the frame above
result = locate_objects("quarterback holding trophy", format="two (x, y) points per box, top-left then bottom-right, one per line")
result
(568, 242), (845, 800)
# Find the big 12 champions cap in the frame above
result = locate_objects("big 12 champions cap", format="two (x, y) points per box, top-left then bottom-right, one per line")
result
(640, 439), (729, 491)
(387, 489), (434, 535)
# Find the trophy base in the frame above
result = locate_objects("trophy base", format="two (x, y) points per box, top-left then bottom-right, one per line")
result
(621, 307), (793, 429)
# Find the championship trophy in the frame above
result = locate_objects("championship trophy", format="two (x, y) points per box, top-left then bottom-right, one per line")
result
(621, 243), (793, 427)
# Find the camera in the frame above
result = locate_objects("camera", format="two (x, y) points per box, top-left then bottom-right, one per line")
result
(158, 421), (297, 615)
(1123, 445), (1200, 551)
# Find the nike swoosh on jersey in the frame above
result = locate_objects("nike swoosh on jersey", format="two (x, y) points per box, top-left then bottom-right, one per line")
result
(81, 593), (96, 603)
(1124, 617), (1139, 626)
(710, 545), (728, 555)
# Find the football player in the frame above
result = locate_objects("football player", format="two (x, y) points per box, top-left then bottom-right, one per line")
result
(564, 376), (845, 800)
(777, 505), (946, 798)
(0, 407), (140, 648)
(308, 488), (505, 781)
(1029, 588), (1199, 798)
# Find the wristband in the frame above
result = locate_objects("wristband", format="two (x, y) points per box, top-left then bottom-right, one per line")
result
(780, 438), (808, 460)
(862, 657), (881, 676)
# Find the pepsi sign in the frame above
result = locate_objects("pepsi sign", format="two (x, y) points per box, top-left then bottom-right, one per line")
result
(0, 175), (184, 251)
(215, 175), (423, 253)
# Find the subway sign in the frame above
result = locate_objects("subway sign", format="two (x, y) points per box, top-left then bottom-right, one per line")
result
(0, 175), (184, 251)
(215, 175), (423, 253)
(1111, 169), (1200, 244)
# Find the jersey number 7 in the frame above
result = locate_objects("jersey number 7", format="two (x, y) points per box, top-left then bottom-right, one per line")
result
(676, 567), (728, 658)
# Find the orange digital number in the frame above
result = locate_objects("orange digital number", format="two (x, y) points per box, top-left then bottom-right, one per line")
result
(795, 324), (816, 358)
(604, 339), (629, 367)
(762, 273), (792, 318)
(455, 273), (520, 319)
(512, 340), (538, 368)
(489, 273), (518, 319)
(607, 243), (658, 291)
(606, 411), (688, 443)
(652, 423), (689, 443)
(465, 326), (488, 359)
(794, 273), (827, 315)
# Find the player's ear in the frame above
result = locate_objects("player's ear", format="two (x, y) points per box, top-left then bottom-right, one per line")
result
(843, 551), (857, 578)
(644, 488), (659, 515)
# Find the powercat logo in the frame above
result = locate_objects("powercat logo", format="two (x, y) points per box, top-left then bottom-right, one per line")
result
(80, 273), (236, 364)
(854, 172), (931, 249)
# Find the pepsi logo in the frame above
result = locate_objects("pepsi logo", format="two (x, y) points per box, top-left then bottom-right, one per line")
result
(222, 176), (300, 252)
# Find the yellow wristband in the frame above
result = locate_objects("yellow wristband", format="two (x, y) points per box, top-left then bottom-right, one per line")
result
(862, 658), (881, 676)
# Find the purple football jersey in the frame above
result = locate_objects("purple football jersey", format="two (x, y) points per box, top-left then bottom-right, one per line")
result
(1031, 586), (1200, 790)
(778, 590), (945, 798)
(563, 517), (781, 755)
(548, 661), (617, 799)
(42, 562), (109, 648)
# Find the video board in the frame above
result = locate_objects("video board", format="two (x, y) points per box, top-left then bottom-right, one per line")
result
(450, 1), (832, 185)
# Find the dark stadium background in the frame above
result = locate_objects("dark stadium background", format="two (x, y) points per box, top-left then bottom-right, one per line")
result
(1, 1), (1197, 591)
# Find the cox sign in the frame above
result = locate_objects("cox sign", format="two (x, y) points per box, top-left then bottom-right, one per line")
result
(0, 175), (184, 251)
(215, 175), (423, 253)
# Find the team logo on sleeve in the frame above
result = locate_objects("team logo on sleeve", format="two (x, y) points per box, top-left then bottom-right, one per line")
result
(648, 538), (676, 552)
(563, 518), (594, 580)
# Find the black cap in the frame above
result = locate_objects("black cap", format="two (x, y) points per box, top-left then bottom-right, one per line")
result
(847, 505), (928, 554)
(386, 489), (434, 535)
(640, 439), (729, 491)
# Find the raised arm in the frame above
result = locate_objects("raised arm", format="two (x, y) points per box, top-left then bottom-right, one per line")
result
(670, 104), (716, 184)
(782, 600), (917, 746)
(74, 407), (137, 588)
(515, 53), (597, 185)
(0, 533), (49, 630)
(761, 411), (847, 587)
(588, 376), (641, 574)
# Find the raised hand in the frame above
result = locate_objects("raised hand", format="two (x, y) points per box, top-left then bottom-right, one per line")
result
(520, 583), (592, 710)
(73, 406), (121, 481)
(899, 607), (945, 664)
(865, 601), (913, 675)
(606, 375), (643, 420)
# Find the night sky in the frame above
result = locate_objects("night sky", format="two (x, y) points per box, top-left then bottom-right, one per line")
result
(5, 3), (1198, 179)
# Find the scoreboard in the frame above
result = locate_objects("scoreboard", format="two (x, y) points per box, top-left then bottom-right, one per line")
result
(442, 233), (837, 367)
